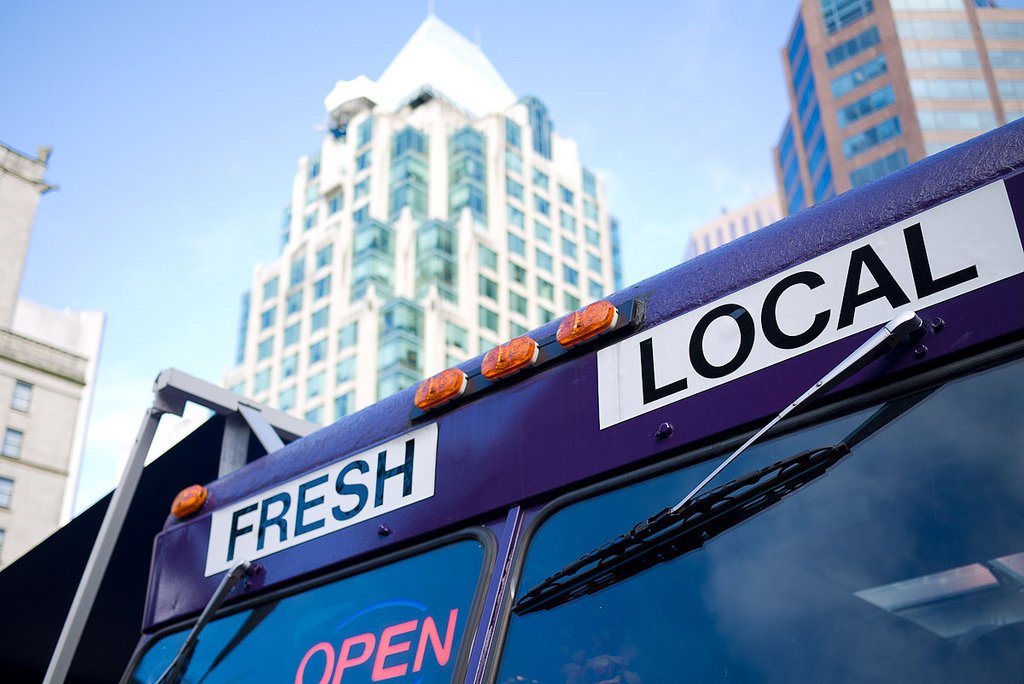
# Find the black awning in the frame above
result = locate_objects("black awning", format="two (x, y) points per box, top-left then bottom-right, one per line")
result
(0, 414), (258, 683)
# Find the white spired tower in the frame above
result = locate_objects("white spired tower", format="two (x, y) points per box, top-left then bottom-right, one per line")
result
(224, 16), (623, 424)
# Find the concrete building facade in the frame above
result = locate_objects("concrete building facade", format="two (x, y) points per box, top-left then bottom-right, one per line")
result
(684, 194), (782, 260)
(225, 17), (623, 424)
(0, 143), (104, 566)
(775, 0), (1024, 216)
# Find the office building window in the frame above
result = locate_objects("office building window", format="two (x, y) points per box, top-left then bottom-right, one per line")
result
(479, 245), (498, 271)
(585, 226), (601, 247)
(583, 200), (598, 221)
(850, 148), (909, 188)
(260, 307), (276, 330)
(508, 205), (525, 229)
(315, 245), (333, 269)
(561, 237), (577, 261)
(982, 21), (1024, 40)
(896, 19), (971, 40)
(563, 265), (579, 286)
(837, 85), (896, 128)
(286, 291), (302, 316)
(536, 249), (553, 273)
(303, 211), (318, 232)
(254, 369), (271, 393)
(537, 278), (554, 301)
(911, 79), (989, 101)
(354, 178), (370, 200)
(510, 323), (529, 337)
(307, 371), (325, 399)
(582, 169), (597, 197)
(309, 338), (327, 365)
(510, 291), (528, 317)
(2, 429), (23, 458)
(843, 117), (902, 159)
(353, 204), (369, 225)
(509, 262), (527, 285)
(538, 306), (556, 324)
(587, 252), (602, 273)
(989, 51), (1024, 69)
(479, 306), (499, 333)
(282, 353), (298, 379)
(446, 322), (468, 351)
(0, 478), (11, 508)
(358, 116), (374, 147)
(262, 276), (279, 301)
(508, 233), (526, 257)
(338, 322), (358, 350)
(826, 26), (880, 68)
(506, 176), (524, 201)
(278, 386), (296, 412)
(356, 150), (372, 171)
(327, 192), (343, 216)
(311, 306), (329, 333)
(589, 279), (604, 299)
(479, 275), (499, 300)
(832, 54), (887, 98)
(257, 337), (274, 361)
(11, 382), (31, 413)
(564, 293), (580, 311)
(560, 211), (577, 233)
(336, 356), (356, 384)
(305, 405), (323, 424)
(532, 169), (549, 190)
(506, 150), (523, 175)
(534, 195), (551, 216)
(506, 118), (522, 148)
(891, 0), (963, 9)
(917, 109), (996, 131)
(284, 323), (300, 348)
(535, 222), (552, 243)
(902, 49), (979, 70)
(820, 0), (874, 35)
(559, 185), (575, 205)
(313, 275), (331, 300)
(335, 392), (354, 420)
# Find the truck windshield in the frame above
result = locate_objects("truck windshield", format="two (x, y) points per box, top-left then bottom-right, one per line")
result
(496, 355), (1024, 683)
(129, 538), (486, 684)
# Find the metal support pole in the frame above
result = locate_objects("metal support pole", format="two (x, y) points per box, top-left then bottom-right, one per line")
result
(43, 405), (167, 684)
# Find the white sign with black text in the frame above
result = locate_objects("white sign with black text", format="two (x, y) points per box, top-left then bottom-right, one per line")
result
(597, 181), (1024, 429)
(205, 423), (438, 576)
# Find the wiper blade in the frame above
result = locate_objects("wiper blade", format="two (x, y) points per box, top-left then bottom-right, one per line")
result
(156, 560), (253, 684)
(513, 443), (849, 615)
(514, 312), (928, 617)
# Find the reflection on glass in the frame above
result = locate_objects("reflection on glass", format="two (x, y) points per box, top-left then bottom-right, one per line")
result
(130, 539), (484, 683)
(498, 357), (1024, 683)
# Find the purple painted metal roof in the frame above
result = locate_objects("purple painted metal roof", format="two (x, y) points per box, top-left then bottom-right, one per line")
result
(145, 119), (1024, 630)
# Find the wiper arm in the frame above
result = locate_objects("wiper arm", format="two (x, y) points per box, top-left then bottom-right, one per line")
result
(156, 560), (253, 684)
(514, 312), (925, 616)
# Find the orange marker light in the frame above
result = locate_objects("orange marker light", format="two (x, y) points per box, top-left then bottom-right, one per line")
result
(414, 368), (468, 411)
(171, 484), (208, 519)
(482, 336), (539, 380)
(557, 300), (620, 348)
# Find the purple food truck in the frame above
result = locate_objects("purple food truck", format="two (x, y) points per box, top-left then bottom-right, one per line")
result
(124, 121), (1024, 683)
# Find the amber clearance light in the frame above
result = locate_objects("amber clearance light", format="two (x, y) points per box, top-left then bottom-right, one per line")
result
(482, 336), (539, 380)
(171, 484), (209, 519)
(556, 300), (620, 348)
(415, 368), (468, 411)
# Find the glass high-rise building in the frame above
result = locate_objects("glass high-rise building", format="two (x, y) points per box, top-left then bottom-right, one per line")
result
(225, 16), (622, 424)
(775, 0), (1024, 216)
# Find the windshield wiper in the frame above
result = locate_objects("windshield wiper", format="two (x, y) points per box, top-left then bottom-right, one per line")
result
(514, 312), (926, 616)
(155, 560), (253, 684)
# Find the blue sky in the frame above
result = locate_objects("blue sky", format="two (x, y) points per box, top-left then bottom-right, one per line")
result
(2, 2), (827, 510)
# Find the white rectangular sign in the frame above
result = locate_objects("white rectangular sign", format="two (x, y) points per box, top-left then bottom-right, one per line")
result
(598, 181), (1024, 429)
(205, 423), (438, 576)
